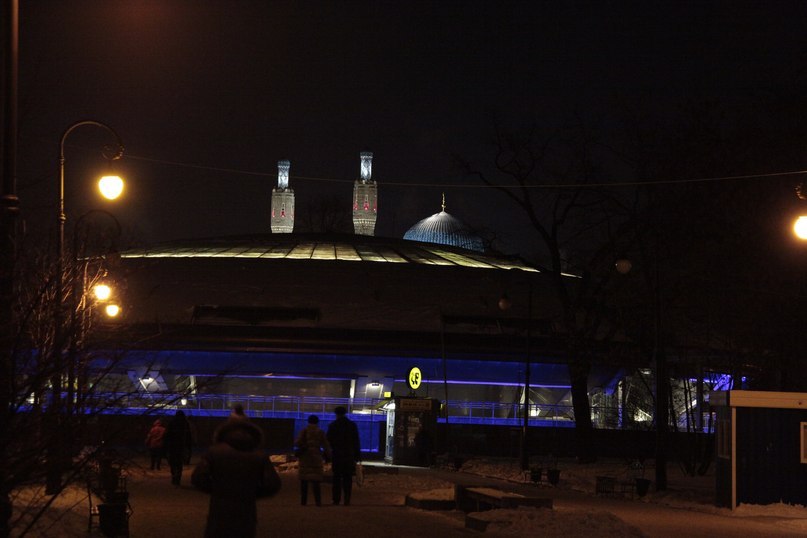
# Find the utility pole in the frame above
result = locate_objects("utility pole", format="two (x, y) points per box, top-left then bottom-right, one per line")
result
(653, 237), (668, 491)
(1, 1), (20, 535)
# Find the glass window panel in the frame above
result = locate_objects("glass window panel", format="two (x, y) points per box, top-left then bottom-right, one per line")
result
(376, 248), (408, 263)
(355, 246), (388, 263)
(288, 243), (315, 259)
(312, 244), (336, 260)
(429, 248), (494, 268)
(335, 244), (362, 261)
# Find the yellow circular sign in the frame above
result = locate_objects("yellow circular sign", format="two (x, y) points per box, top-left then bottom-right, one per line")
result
(407, 367), (422, 390)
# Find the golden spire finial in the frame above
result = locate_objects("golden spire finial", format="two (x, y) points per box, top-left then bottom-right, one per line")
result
(441, 192), (446, 212)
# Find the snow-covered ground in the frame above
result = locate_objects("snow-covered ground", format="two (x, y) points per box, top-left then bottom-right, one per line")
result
(430, 456), (807, 536)
(10, 455), (807, 537)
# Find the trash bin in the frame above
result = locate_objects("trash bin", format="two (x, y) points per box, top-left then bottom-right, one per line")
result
(98, 503), (127, 537)
(635, 478), (651, 497)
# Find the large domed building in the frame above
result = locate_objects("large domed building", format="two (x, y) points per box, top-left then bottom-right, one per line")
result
(403, 195), (485, 252)
(87, 152), (637, 460)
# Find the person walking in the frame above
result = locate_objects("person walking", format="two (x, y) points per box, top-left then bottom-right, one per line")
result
(229, 403), (247, 420)
(192, 413), (280, 538)
(164, 410), (193, 486)
(326, 406), (361, 505)
(295, 415), (331, 506)
(145, 419), (166, 470)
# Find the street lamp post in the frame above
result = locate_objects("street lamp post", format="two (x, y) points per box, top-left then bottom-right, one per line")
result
(499, 273), (533, 471)
(66, 209), (122, 416)
(57, 121), (124, 302)
(1, 1), (19, 533)
(47, 120), (123, 494)
(523, 283), (532, 471)
(615, 252), (668, 491)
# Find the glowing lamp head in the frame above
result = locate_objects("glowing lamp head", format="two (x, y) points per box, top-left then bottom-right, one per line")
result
(794, 216), (807, 240)
(98, 175), (124, 200)
(93, 283), (112, 301)
(105, 304), (121, 317)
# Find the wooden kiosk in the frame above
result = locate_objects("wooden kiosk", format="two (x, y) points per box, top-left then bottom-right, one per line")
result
(712, 390), (807, 509)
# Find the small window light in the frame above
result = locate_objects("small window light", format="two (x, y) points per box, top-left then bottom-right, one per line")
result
(180, 398), (188, 406)
(105, 304), (121, 317)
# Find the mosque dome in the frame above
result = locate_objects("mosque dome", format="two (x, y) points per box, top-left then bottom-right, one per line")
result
(403, 196), (485, 252)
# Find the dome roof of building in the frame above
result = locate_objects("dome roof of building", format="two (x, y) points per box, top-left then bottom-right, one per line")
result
(403, 210), (485, 252)
(113, 232), (553, 352)
(121, 232), (524, 270)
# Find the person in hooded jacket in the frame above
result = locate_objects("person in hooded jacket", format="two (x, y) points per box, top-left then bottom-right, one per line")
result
(164, 410), (193, 486)
(145, 419), (166, 470)
(295, 415), (331, 506)
(192, 416), (281, 538)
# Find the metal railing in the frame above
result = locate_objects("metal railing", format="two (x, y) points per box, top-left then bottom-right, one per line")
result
(31, 391), (715, 432)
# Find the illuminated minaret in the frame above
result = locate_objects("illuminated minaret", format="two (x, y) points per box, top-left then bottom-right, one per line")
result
(352, 151), (377, 236)
(271, 160), (294, 233)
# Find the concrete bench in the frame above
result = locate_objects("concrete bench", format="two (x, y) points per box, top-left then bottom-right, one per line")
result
(455, 485), (552, 513)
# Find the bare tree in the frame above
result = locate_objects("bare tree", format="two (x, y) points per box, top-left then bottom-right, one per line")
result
(459, 121), (634, 463)
(294, 194), (353, 234)
(0, 225), (213, 537)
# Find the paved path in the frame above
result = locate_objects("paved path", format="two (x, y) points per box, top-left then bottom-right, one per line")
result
(120, 462), (805, 538)
(127, 465), (472, 537)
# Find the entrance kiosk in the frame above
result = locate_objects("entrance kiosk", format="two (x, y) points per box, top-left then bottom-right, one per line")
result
(712, 390), (807, 509)
(384, 396), (440, 466)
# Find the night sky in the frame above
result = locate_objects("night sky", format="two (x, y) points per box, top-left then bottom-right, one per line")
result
(13, 1), (807, 257)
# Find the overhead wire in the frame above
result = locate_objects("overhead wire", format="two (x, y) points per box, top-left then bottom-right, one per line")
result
(123, 151), (807, 189)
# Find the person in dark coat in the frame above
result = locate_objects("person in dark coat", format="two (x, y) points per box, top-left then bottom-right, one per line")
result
(164, 410), (193, 486)
(192, 417), (280, 538)
(212, 404), (249, 442)
(295, 415), (331, 506)
(326, 406), (361, 505)
(229, 403), (247, 420)
(145, 419), (166, 470)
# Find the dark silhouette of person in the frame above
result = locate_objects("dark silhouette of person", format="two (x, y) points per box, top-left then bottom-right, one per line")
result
(192, 413), (280, 538)
(213, 404), (249, 442)
(415, 428), (434, 466)
(295, 415), (331, 506)
(145, 418), (166, 470)
(229, 403), (247, 420)
(164, 410), (193, 486)
(326, 406), (361, 505)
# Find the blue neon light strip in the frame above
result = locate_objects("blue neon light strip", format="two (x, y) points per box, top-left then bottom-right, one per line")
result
(393, 378), (571, 389)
